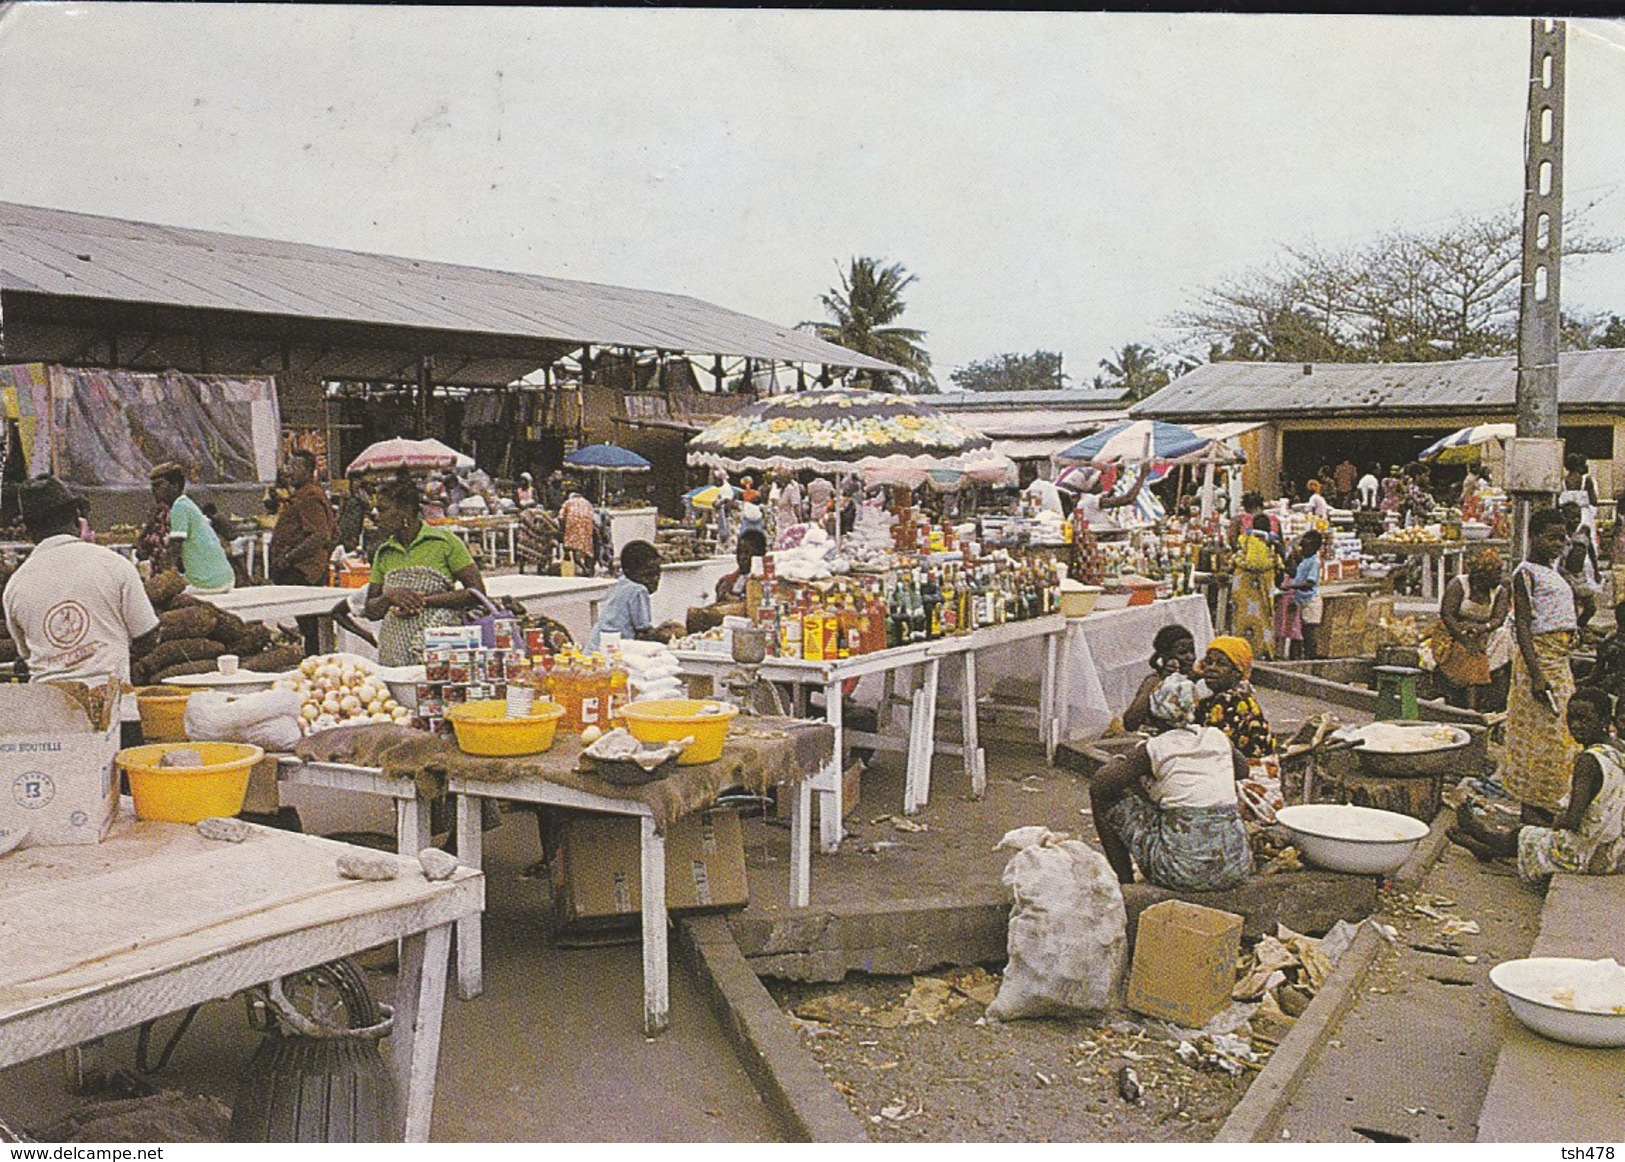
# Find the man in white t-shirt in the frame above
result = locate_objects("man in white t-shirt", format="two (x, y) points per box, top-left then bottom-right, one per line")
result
(3, 477), (160, 684)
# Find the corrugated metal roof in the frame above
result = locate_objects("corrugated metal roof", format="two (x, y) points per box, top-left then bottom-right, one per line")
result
(1132, 350), (1625, 420)
(0, 201), (900, 372)
(929, 388), (1129, 410)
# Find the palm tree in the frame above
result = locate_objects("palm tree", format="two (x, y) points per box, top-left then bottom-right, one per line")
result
(801, 257), (934, 392)
(1097, 342), (1171, 402)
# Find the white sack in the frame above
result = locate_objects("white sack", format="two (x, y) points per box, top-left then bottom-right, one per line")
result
(987, 826), (1128, 1020)
(184, 689), (304, 753)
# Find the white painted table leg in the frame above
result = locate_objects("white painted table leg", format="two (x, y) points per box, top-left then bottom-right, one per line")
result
(640, 816), (670, 1034)
(1043, 631), (1060, 763)
(878, 668), (896, 731)
(789, 778), (812, 909)
(904, 682), (928, 815)
(906, 658), (940, 814)
(961, 651), (984, 798)
(392, 922), (452, 1142)
(397, 795), (431, 856)
(819, 682), (844, 853)
(453, 796), (484, 1001)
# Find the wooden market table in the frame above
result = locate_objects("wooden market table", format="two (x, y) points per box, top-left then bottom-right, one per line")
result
(0, 810), (483, 1142)
(278, 715), (830, 1036)
(672, 615), (1068, 851)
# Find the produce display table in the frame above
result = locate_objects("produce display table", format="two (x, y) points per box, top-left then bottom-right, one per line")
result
(1055, 594), (1215, 741)
(672, 615), (1067, 851)
(0, 809), (483, 1142)
(1364, 538), (1508, 601)
(200, 584), (351, 653)
(279, 715), (831, 1035)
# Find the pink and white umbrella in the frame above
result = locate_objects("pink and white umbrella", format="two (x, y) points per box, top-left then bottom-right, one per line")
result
(346, 437), (475, 475)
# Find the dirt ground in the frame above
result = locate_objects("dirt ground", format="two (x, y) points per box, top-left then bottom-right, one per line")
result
(768, 970), (1257, 1142)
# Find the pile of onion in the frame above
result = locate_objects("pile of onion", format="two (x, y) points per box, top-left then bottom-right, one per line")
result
(276, 655), (411, 733)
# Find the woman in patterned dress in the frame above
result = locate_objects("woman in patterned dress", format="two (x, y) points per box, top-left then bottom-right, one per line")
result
(1194, 635), (1277, 759)
(1500, 508), (1581, 824)
(1227, 493), (1280, 661)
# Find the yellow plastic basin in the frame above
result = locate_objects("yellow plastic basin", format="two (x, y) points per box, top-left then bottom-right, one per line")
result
(445, 699), (565, 757)
(135, 686), (196, 742)
(621, 699), (739, 765)
(118, 741), (264, 824)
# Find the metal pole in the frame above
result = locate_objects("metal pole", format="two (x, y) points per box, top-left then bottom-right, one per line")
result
(1512, 18), (1566, 561)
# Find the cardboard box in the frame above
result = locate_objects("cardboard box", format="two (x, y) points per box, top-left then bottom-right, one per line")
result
(776, 761), (861, 822)
(1126, 900), (1243, 1026)
(556, 808), (748, 922)
(0, 682), (121, 849)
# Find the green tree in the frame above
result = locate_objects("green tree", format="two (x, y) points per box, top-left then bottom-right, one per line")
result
(800, 257), (934, 392)
(1173, 206), (1619, 363)
(948, 350), (1067, 392)
(1097, 342), (1171, 401)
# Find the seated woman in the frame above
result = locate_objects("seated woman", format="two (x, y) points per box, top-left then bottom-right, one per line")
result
(1122, 624), (1198, 734)
(1090, 674), (1254, 891)
(1450, 687), (1624, 885)
(364, 479), (488, 666)
(1194, 635), (1277, 758)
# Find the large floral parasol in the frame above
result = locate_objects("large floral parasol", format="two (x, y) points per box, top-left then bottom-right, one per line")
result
(686, 388), (995, 477)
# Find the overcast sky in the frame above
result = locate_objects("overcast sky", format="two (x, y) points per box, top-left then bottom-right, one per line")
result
(2, 6), (1624, 381)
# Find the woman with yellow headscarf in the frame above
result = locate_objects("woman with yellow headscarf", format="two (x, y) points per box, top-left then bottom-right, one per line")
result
(1195, 636), (1277, 759)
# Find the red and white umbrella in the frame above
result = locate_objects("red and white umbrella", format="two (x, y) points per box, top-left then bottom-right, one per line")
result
(346, 438), (475, 475)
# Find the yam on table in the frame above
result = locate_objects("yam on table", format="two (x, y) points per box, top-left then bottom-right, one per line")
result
(159, 606), (218, 640)
(242, 644), (303, 673)
(141, 637), (224, 673)
(144, 571), (187, 610)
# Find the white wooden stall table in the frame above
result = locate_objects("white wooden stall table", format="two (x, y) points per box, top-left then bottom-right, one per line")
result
(483, 573), (614, 643)
(1364, 538), (1508, 602)
(673, 616), (1065, 849)
(200, 583), (352, 652)
(0, 810), (483, 1142)
(1054, 594), (1215, 742)
(236, 529), (274, 581)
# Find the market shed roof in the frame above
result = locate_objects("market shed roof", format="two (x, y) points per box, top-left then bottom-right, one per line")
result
(0, 201), (900, 384)
(1131, 349), (1625, 421)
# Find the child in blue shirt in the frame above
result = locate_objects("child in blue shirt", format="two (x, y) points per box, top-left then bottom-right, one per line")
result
(1282, 529), (1323, 659)
(587, 540), (680, 651)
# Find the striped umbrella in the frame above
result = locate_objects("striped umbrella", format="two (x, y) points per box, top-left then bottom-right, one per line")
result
(1054, 420), (1239, 467)
(1418, 423), (1516, 464)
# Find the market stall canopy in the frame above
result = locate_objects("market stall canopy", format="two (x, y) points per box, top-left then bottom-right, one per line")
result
(563, 443), (651, 472)
(347, 437), (475, 475)
(1054, 420), (1243, 468)
(686, 388), (996, 477)
(0, 202), (903, 386)
(1418, 423), (1517, 464)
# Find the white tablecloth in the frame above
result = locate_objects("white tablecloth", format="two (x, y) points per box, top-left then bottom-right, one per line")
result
(1058, 595), (1214, 741)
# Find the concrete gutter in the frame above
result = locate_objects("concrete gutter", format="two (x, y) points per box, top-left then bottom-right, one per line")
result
(1215, 806), (1455, 1142)
(675, 914), (868, 1143)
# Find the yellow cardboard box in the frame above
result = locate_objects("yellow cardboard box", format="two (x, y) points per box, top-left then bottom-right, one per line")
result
(1126, 900), (1243, 1026)
(556, 808), (748, 922)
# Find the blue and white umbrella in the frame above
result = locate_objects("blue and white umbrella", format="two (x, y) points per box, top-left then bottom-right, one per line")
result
(1418, 423), (1516, 464)
(1054, 420), (1237, 467)
(563, 443), (651, 472)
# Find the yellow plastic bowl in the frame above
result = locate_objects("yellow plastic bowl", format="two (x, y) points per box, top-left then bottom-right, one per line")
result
(445, 699), (565, 757)
(118, 741), (264, 824)
(136, 686), (196, 742)
(621, 699), (739, 765)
